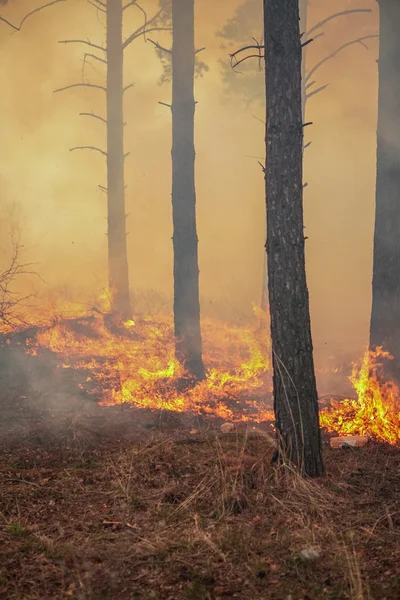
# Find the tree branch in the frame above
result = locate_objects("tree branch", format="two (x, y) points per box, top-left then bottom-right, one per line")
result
(54, 83), (106, 93)
(83, 52), (107, 65)
(123, 26), (172, 50)
(123, 83), (135, 93)
(70, 146), (107, 157)
(87, 0), (106, 12)
(123, 4), (170, 49)
(306, 9), (373, 37)
(306, 84), (329, 100)
(305, 35), (378, 83)
(0, 0), (65, 31)
(59, 39), (106, 52)
(79, 112), (107, 124)
(148, 38), (171, 54)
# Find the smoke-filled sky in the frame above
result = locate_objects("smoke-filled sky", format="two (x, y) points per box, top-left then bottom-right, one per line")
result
(0, 0), (378, 361)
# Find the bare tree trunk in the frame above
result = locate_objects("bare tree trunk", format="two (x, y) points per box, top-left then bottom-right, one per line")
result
(264, 0), (324, 477)
(299, 0), (308, 121)
(171, 0), (205, 381)
(260, 0), (307, 314)
(370, 1), (400, 380)
(106, 0), (132, 319)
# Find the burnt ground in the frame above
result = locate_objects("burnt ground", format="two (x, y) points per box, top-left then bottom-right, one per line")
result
(0, 345), (399, 599)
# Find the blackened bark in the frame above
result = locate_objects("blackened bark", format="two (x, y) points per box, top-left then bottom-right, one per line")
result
(264, 0), (324, 477)
(106, 0), (132, 320)
(171, 0), (205, 380)
(299, 0), (308, 121)
(370, 0), (400, 380)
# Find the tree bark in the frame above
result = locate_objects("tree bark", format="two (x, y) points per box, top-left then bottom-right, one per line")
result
(264, 0), (324, 477)
(370, 0), (400, 380)
(106, 0), (132, 320)
(171, 0), (205, 380)
(299, 0), (308, 121)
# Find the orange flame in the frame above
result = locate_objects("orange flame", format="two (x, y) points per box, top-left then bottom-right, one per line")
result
(320, 347), (400, 444)
(27, 308), (274, 423)
(4, 299), (400, 443)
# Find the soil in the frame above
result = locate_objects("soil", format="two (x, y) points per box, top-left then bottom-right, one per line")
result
(0, 345), (399, 599)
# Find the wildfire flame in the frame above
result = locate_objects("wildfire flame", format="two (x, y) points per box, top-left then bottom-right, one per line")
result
(26, 306), (274, 423)
(1, 296), (399, 444)
(320, 348), (400, 444)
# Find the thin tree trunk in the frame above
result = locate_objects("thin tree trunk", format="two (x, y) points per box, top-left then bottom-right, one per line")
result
(299, 0), (308, 121)
(106, 0), (132, 320)
(260, 0), (307, 313)
(370, 0), (400, 380)
(171, 0), (205, 381)
(264, 0), (324, 477)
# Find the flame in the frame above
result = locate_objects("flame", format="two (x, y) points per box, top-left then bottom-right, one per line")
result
(320, 347), (400, 444)
(3, 298), (399, 443)
(26, 307), (274, 423)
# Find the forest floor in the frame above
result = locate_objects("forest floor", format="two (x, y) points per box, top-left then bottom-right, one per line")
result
(0, 347), (399, 600)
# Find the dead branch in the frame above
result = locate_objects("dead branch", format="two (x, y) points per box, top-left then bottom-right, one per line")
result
(304, 142), (311, 151)
(301, 38), (314, 49)
(306, 84), (329, 100)
(124, 152), (131, 160)
(83, 52), (107, 65)
(59, 39), (106, 53)
(99, 185), (107, 193)
(123, 26), (172, 50)
(54, 83), (106, 93)
(0, 0), (65, 31)
(123, 4), (170, 49)
(148, 38), (171, 54)
(303, 122), (313, 127)
(70, 146), (107, 157)
(123, 83), (135, 93)
(124, 0), (139, 9)
(0, 236), (41, 330)
(79, 112), (107, 124)
(306, 9), (373, 37)
(159, 101), (172, 109)
(87, 0), (106, 12)
(195, 47), (206, 55)
(305, 35), (378, 83)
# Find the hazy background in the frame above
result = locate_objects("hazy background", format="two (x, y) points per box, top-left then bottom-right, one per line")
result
(0, 0), (378, 366)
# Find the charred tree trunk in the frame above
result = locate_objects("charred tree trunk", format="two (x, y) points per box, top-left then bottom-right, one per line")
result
(370, 0), (400, 379)
(264, 0), (324, 477)
(106, 0), (132, 320)
(260, 0), (307, 314)
(171, 0), (205, 381)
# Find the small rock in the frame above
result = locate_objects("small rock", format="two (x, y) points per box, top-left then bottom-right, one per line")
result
(298, 548), (321, 561)
(220, 422), (235, 433)
(330, 435), (368, 448)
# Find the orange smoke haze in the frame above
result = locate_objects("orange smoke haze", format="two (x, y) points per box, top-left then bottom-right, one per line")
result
(0, 0), (378, 378)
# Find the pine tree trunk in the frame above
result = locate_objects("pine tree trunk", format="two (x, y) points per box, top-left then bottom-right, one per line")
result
(106, 0), (132, 320)
(370, 0), (400, 379)
(171, 0), (205, 381)
(260, 0), (307, 314)
(264, 0), (324, 477)
(299, 0), (308, 121)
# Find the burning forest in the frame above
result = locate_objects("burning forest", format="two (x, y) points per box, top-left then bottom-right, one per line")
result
(0, 0), (399, 599)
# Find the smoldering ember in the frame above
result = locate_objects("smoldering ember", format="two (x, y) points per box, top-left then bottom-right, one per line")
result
(0, 1), (399, 599)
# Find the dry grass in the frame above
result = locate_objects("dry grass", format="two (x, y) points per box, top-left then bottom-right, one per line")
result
(0, 413), (399, 600)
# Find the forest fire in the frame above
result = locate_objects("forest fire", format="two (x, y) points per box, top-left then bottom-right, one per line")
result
(4, 302), (397, 444)
(21, 302), (274, 424)
(320, 347), (400, 445)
